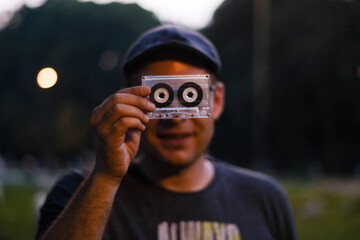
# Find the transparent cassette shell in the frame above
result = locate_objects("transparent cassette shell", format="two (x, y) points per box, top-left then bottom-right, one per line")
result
(142, 74), (211, 119)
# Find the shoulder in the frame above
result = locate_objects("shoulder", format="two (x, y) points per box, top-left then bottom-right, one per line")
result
(36, 169), (89, 239)
(213, 159), (288, 200)
(53, 168), (88, 192)
(210, 160), (298, 240)
(49, 164), (142, 196)
(45, 168), (88, 204)
(213, 160), (296, 225)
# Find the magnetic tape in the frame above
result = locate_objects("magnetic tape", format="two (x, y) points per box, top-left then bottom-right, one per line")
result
(142, 74), (211, 119)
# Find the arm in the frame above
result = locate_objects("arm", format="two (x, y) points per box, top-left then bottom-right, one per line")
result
(40, 86), (155, 240)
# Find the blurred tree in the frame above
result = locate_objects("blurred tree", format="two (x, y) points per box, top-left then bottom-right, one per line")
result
(204, 0), (360, 173)
(269, 0), (360, 173)
(204, 0), (254, 168)
(1, 0), (360, 174)
(0, 0), (160, 162)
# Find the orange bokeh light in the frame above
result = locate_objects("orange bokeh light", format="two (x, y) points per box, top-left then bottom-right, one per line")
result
(37, 67), (58, 89)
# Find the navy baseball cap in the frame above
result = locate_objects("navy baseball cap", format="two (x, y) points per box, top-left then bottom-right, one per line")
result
(122, 25), (222, 77)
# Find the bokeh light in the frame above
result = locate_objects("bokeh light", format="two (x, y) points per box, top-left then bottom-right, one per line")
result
(37, 67), (58, 89)
(98, 50), (118, 71)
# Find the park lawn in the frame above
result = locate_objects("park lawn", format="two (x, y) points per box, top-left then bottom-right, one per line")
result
(284, 178), (360, 240)
(1, 179), (360, 240)
(0, 184), (38, 240)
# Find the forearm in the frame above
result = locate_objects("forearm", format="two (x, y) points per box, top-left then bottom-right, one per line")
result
(40, 170), (121, 240)
(41, 86), (153, 239)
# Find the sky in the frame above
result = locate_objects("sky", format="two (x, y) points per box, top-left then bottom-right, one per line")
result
(0, 0), (225, 29)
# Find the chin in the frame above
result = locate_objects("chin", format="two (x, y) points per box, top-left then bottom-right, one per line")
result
(149, 151), (200, 169)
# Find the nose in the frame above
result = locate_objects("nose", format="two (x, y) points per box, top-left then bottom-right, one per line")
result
(170, 116), (186, 123)
(160, 117), (186, 127)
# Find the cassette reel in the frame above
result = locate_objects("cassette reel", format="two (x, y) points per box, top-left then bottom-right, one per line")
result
(142, 74), (211, 119)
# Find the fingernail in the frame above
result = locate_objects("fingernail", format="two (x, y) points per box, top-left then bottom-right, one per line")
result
(144, 114), (149, 122)
(148, 101), (155, 109)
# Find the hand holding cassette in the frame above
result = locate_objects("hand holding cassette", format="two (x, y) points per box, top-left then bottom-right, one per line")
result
(90, 86), (155, 180)
(142, 74), (211, 119)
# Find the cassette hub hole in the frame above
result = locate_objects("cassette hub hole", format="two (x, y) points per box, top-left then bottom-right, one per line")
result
(159, 92), (165, 99)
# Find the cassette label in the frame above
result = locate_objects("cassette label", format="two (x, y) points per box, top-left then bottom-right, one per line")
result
(142, 74), (211, 119)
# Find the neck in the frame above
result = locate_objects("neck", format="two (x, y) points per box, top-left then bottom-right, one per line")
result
(139, 155), (215, 193)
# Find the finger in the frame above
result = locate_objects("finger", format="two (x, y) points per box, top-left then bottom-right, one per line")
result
(97, 103), (149, 133)
(91, 94), (154, 127)
(124, 129), (141, 143)
(91, 92), (155, 127)
(109, 117), (146, 137)
(91, 86), (151, 117)
(116, 86), (151, 97)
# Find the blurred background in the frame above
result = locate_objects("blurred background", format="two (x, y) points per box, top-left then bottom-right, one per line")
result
(0, 0), (360, 239)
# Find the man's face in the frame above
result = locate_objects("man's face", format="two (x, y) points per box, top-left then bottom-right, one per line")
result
(134, 60), (224, 167)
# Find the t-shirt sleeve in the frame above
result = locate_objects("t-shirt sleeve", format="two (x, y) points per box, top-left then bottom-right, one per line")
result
(36, 169), (87, 240)
(219, 161), (298, 240)
(260, 177), (298, 240)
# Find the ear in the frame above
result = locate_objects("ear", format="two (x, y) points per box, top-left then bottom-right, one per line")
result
(211, 81), (225, 120)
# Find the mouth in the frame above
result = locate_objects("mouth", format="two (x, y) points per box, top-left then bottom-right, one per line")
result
(158, 133), (193, 139)
(157, 133), (194, 146)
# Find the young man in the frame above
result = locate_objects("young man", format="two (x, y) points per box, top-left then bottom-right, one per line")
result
(37, 25), (297, 240)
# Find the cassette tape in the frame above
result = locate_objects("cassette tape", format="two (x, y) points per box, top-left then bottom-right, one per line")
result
(142, 74), (211, 119)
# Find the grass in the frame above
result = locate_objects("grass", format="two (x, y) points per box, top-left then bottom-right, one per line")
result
(284, 178), (360, 240)
(1, 178), (360, 239)
(0, 185), (38, 240)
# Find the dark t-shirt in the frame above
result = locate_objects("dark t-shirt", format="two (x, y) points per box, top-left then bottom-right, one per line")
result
(37, 160), (297, 240)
